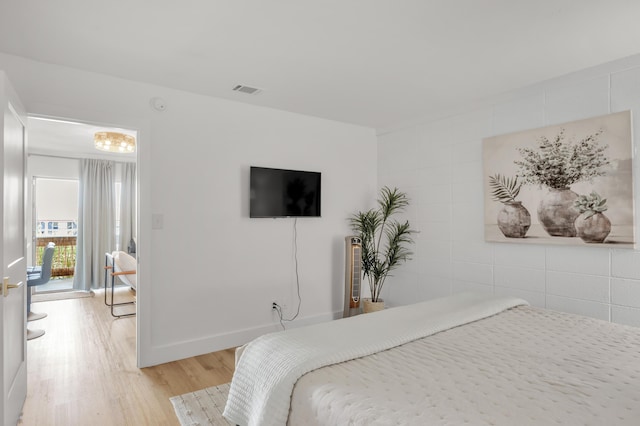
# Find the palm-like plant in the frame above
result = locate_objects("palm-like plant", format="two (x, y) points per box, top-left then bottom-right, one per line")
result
(489, 174), (522, 203)
(349, 187), (416, 303)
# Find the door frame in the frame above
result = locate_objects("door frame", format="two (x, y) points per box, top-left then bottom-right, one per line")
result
(27, 112), (150, 368)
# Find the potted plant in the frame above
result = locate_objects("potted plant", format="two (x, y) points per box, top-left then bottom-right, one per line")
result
(488, 174), (530, 238)
(349, 187), (416, 313)
(573, 191), (611, 243)
(514, 128), (609, 237)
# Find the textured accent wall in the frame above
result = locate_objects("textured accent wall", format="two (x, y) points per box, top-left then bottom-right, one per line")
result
(377, 55), (640, 327)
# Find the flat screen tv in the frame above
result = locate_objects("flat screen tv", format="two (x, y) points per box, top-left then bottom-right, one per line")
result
(250, 166), (321, 218)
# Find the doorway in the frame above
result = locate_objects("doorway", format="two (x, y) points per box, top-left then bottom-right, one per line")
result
(26, 116), (139, 336)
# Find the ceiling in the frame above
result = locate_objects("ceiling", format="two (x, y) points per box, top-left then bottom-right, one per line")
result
(27, 117), (137, 160)
(1, 1), (640, 131)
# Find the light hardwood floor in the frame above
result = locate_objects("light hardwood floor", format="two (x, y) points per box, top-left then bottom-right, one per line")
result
(21, 288), (235, 425)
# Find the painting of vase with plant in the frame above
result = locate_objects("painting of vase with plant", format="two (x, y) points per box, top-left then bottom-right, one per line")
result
(482, 111), (634, 247)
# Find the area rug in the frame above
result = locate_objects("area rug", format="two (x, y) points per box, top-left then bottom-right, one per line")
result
(170, 382), (233, 426)
(32, 290), (94, 302)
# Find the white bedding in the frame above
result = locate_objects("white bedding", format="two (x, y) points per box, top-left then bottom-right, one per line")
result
(223, 293), (527, 426)
(289, 305), (640, 425)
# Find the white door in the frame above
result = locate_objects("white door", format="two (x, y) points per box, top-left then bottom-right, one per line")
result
(0, 72), (28, 426)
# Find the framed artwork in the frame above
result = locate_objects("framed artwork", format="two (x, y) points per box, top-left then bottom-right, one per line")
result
(482, 111), (634, 247)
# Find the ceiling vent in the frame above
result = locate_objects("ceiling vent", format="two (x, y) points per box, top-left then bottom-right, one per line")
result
(232, 84), (262, 95)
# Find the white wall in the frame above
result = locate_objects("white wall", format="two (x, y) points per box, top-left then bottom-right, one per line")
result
(0, 52), (378, 366)
(378, 54), (640, 327)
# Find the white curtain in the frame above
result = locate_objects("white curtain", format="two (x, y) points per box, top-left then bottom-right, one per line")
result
(73, 159), (115, 291)
(118, 162), (136, 252)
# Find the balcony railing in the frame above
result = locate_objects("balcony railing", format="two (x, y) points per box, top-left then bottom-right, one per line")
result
(35, 236), (77, 278)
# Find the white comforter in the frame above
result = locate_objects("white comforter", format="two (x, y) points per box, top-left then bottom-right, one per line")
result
(223, 292), (527, 426)
(288, 304), (640, 425)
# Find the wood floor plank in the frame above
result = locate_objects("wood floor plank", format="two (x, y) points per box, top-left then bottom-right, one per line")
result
(21, 288), (235, 425)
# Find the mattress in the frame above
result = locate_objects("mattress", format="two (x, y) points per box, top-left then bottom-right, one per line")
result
(288, 305), (640, 425)
(224, 293), (527, 425)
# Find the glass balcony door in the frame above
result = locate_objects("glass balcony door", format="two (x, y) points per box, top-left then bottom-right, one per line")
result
(32, 177), (79, 293)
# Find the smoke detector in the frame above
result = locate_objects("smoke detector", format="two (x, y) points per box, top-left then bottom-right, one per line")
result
(232, 84), (263, 95)
(150, 97), (167, 112)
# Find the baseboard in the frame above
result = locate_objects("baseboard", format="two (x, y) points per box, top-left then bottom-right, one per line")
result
(140, 309), (343, 367)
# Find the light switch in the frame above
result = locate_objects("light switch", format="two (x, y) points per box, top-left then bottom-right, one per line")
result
(152, 214), (164, 230)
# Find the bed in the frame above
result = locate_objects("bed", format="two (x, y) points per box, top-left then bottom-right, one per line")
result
(223, 293), (640, 425)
